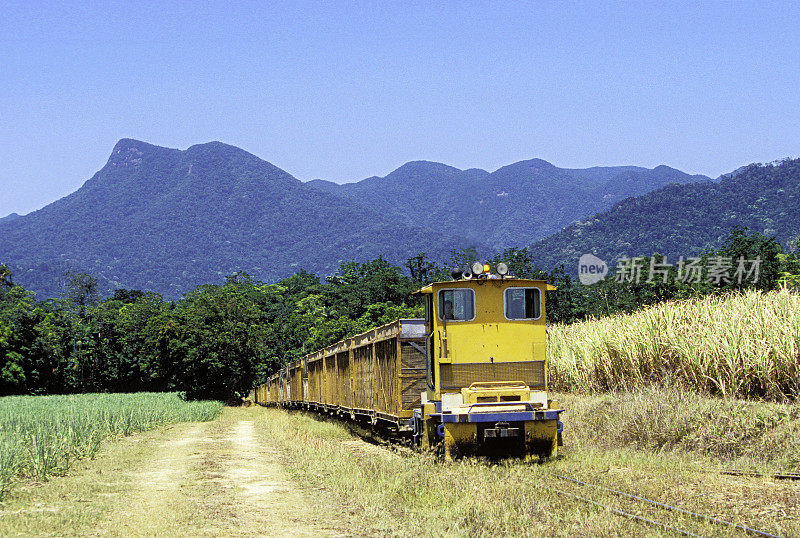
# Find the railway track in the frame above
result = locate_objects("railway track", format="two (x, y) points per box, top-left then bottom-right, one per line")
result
(543, 473), (783, 537)
(717, 469), (800, 481)
(295, 409), (793, 536)
(353, 427), (790, 536)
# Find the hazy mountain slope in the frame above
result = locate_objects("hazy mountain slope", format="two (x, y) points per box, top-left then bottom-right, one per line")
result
(565, 164), (710, 202)
(304, 179), (341, 196)
(527, 158), (800, 272)
(333, 161), (490, 239)
(308, 159), (710, 248)
(0, 213), (20, 223)
(0, 140), (468, 299)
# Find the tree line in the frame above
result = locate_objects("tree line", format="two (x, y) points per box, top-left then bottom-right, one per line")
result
(1, 227), (798, 400)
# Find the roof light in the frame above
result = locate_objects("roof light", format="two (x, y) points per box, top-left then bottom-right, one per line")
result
(471, 261), (484, 275)
(496, 262), (509, 276)
(483, 263), (491, 273)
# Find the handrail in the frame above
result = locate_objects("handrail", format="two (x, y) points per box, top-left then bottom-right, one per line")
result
(425, 331), (435, 391)
(466, 381), (529, 390)
(466, 401), (539, 413)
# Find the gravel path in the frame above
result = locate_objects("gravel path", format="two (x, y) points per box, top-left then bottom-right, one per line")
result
(91, 409), (343, 537)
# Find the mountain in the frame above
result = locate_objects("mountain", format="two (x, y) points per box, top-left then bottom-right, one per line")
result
(307, 159), (709, 248)
(0, 140), (468, 299)
(527, 158), (800, 272)
(0, 213), (20, 223)
(0, 139), (721, 299)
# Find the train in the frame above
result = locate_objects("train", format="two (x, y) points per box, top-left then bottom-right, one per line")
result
(251, 262), (564, 460)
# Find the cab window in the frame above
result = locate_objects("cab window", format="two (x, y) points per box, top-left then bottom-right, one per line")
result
(424, 295), (433, 328)
(504, 287), (541, 320)
(438, 289), (475, 321)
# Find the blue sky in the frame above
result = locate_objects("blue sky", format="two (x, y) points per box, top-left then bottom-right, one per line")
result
(2, 1), (799, 216)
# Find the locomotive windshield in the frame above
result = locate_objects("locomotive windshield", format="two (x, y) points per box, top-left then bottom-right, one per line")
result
(438, 289), (475, 321)
(504, 287), (541, 320)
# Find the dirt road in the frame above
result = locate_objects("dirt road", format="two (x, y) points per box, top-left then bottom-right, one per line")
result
(91, 408), (345, 537)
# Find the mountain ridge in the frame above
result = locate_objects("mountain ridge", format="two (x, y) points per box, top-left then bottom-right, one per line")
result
(0, 213), (20, 223)
(0, 139), (470, 299)
(527, 158), (800, 272)
(1, 138), (738, 300)
(307, 157), (712, 248)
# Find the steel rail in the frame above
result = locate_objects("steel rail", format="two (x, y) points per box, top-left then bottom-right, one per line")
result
(544, 484), (702, 537)
(551, 473), (782, 538)
(718, 469), (800, 481)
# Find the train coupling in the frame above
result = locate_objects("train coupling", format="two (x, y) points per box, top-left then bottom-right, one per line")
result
(483, 421), (522, 438)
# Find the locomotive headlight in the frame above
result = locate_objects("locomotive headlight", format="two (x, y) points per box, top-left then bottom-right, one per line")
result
(471, 261), (484, 275)
(496, 262), (509, 276)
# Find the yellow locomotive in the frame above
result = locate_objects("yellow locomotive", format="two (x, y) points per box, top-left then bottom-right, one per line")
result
(252, 263), (563, 460)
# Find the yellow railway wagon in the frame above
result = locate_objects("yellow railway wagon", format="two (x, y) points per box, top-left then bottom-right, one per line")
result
(257, 319), (427, 428)
(307, 350), (324, 404)
(253, 383), (266, 405)
(278, 370), (287, 402)
(318, 339), (349, 409)
(267, 376), (279, 404)
(323, 349), (337, 405)
(346, 320), (427, 423)
(254, 264), (564, 459)
(289, 362), (303, 403)
(335, 345), (351, 409)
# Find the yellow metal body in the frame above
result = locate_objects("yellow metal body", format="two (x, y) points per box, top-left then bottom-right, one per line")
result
(525, 420), (559, 456)
(414, 278), (555, 400)
(439, 414), (561, 460)
(413, 277), (562, 460)
(443, 423), (476, 458)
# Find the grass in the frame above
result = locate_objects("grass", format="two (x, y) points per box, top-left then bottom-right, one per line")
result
(0, 416), (207, 537)
(556, 388), (800, 471)
(548, 287), (800, 400)
(0, 396), (796, 536)
(0, 407), (335, 537)
(0, 392), (222, 501)
(252, 394), (800, 537)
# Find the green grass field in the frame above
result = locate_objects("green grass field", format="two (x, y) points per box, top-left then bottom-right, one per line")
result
(549, 288), (800, 400)
(0, 392), (222, 500)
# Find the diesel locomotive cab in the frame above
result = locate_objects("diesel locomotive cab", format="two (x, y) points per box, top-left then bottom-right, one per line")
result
(411, 266), (564, 459)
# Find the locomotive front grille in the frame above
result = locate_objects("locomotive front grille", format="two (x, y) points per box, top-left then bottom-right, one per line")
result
(440, 360), (545, 390)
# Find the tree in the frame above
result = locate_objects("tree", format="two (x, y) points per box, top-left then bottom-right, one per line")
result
(717, 226), (782, 291)
(489, 247), (536, 278)
(449, 246), (480, 271)
(64, 272), (99, 319)
(0, 264), (13, 288)
(111, 288), (146, 303)
(0, 321), (25, 394)
(174, 276), (271, 400)
(324, 258), (415, 319)
(406, 253), (435, 283)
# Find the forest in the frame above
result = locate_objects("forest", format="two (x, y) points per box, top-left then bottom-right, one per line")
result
(528, 158), (800, 271)
(1, 228), (798, 401)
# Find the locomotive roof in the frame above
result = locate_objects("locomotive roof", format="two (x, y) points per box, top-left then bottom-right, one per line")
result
(413, 278), (556, 295)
